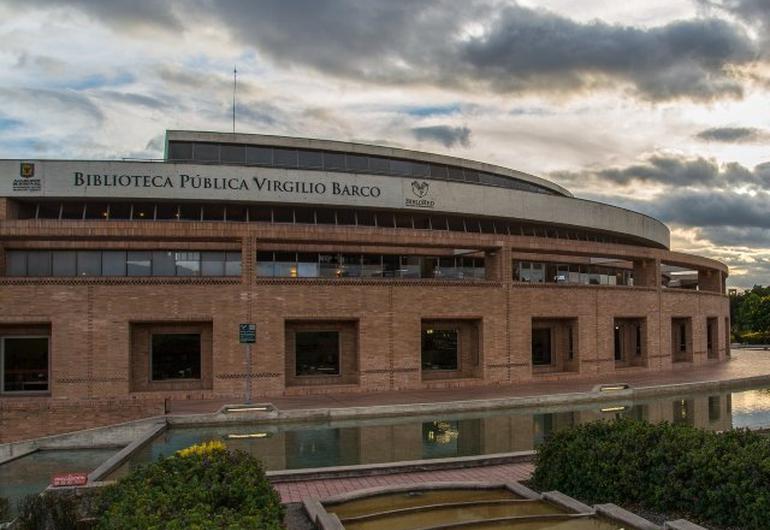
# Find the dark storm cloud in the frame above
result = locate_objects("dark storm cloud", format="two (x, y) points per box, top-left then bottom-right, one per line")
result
(697, 226), (770, 248)
(411, 125), (471, 148)
(554, 155), (768, 188)
(3, 0), (182, 30)
(10, 0), (761, 102)
(695, 127), (767, 142)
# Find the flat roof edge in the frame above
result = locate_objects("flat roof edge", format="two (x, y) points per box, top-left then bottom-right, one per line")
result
(165, 130), (573, 198)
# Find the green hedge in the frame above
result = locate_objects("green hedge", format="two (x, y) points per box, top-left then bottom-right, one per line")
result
(531, 418), (770, 529)
(97, 441), (284, 529)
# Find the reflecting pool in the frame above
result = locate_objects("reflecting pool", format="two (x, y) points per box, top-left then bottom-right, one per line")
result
(109, 385), (770, 477)
(0, 448), (117, 516)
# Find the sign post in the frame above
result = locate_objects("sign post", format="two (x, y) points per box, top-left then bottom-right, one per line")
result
(239, 323), (256, 404)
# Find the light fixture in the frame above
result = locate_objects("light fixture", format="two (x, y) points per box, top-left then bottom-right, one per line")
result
(599, 384), (629, 392)
(224, 405), (270, 413)
(601, 406), (627, 413)
(226, 432), (270, 439)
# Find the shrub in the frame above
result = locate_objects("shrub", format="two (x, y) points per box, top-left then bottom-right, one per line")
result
(739, 331), (770, 344)
(15, 493), (80, 530)
(531, 418), (770, 529)
(97, 442), (284, 530)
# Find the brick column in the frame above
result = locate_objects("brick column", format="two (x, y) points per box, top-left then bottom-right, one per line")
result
(633, 258), (660, 288)
(698, 269), (722, 293)
(485, 244), (511, 283)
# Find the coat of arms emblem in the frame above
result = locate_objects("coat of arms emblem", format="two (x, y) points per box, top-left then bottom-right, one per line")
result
(411, 180), (429, 198)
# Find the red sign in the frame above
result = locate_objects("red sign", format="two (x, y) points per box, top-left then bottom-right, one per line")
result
(51, 472), (88, 487)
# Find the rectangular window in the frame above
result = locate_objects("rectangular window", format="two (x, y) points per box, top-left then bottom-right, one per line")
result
(568, 327), (574, 360)
(220, 144), (246, 164)
(27, 251), (52, 276)
(532, 328), (552, 365)
(193, 143), (219, 163)
(152, 251), (176, 276)
(635, 324), (642, 356)
(274, 148), (298, 167)
(295, 331), (340, 376)
(256, 251), (275, 277)
(151, 333), (201, 380)
(2, 336), (49, 393)
(127, 251), (152, 276)
(102, 251), (126, 276)
(679, 323), (687, 352)
(175, 252), (200, 276)
(298, 150), (323, 169)
(296, 253), (320, 277)
(76, 251), (101, 276)
(246, 146), (273, 165)
(201, 251), (226, 276)
(52, 251), (77, 277)
(323, 152), (346, 170)
(346, 154), (369, 172)
(168, 141), (193, 161)
(422, 329), (459, 370)
(6, 251), (27, 276)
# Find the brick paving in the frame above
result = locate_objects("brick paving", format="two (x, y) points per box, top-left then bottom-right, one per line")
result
(273, 462), (535, 503)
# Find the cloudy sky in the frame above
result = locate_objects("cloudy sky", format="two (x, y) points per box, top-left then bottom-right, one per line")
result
(1, 0), (769, 287)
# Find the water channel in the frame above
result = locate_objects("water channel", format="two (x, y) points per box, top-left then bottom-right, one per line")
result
(2, 383), (770, 517)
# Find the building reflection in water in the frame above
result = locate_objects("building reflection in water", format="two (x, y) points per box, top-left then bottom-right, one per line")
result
(110, 392), (736, 475)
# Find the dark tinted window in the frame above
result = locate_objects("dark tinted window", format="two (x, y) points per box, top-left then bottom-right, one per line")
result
(221, 144), (246, 164)
(246, 146), (273, 165)
(2, 337), (49, 392)
(151, 334), (201, 380)
(369, 157), (389, 174)
(323, 152), (345, 170)
(274, 148), (298, 167)
(298, 150), (323, 169)
(194, 143), (219, 163)
(295, 331), (339, 376)
(346, 154), (368, 172)
(422, 329), (458, 370)
(168, 141), (193, 161)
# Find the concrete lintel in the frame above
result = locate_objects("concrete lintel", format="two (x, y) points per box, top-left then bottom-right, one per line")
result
(87, 421), (166, 482)
(543, 491), (594, 514)
(595, 503), (661, 530)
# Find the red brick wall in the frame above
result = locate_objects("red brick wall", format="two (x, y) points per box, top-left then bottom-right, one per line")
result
(0, 217), (730, 439)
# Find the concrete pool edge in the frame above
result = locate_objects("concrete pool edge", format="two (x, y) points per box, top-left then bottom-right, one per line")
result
(267, 451), (537, 482)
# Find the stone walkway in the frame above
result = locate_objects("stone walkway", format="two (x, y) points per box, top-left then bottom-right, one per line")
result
(273, 462), (535, 503)
(169, 351), (770, 415)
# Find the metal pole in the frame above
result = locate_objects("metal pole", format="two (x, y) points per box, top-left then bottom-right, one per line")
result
(245, 342), (252, 404)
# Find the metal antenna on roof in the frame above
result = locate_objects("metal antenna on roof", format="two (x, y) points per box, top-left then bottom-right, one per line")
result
(232, 65), (237, 134)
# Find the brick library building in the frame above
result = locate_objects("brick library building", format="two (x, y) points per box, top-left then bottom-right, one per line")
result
(0, 130), (729, 434)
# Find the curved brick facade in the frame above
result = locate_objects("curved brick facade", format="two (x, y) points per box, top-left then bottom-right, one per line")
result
(0, 131), (729, 441)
